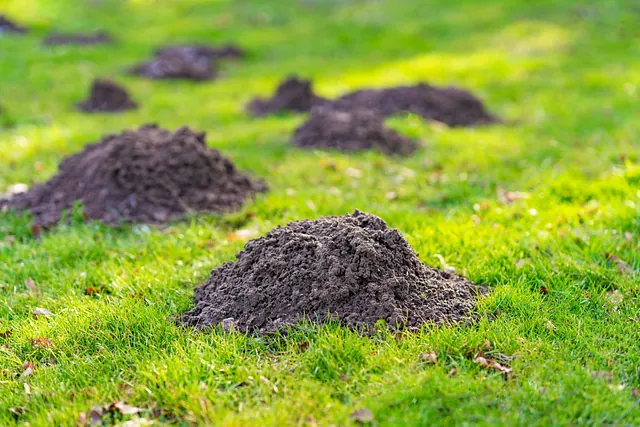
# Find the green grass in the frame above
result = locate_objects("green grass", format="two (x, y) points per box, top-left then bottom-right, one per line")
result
(1, 0), (639, 424)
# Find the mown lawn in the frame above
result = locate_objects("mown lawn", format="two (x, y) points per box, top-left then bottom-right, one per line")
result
(1, 0), (639, 425)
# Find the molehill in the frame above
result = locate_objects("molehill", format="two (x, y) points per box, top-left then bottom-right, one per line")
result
(0, 15), (27, 34)
(1, 124), (267, 225)
(334, 83), (499, 127)
(155, 44), (245, 60)
(246, 76), (328, 116)
(43, 31), (113, 46)
(76, 79), (138, 113)
(181, 210), (484, 334)
(291, 105), (419, 156)
(129, 49), (216, 81)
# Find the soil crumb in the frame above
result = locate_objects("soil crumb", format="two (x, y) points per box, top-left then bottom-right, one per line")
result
(333, 83), (499, 127)
(247, 76), (328, 116)
(1, 124), (267, 225)
(0, 15), (28, 34)
(129, 50), (216, 81)
(43, 31), (113, 46)
(181, 210), (483, 334)
(76, 79), (137, 113)
(155, 43), (245, 60)
(292, 105), (419, 156)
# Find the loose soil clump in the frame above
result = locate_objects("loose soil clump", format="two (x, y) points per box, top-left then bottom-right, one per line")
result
(129, 50), (216, 81)
(181, 210), (484, 334)
(0, 15), (27, 34)
(247, 76), (328, 116)
(43, 31), (113, 46)
(155, 43), (245, 60)
(76, 79), (138, 113)
(333, 83), (499, 127)
(1, 124), (267, 225)
(291, 105), (419, 156)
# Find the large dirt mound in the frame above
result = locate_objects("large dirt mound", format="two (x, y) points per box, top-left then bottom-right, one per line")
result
(246, 76), (328, 116)
(155, 44), (245, 60)
(2, 124), (267, 225)
(0, 15), (27, 34)
(76, 79), (138, 113)
(181, 210), (483, 334)
(43, 31), (113, 46)
(333, 83), (499, 127)
(291, 106), (419, 156)
(129, 50), (216, 81)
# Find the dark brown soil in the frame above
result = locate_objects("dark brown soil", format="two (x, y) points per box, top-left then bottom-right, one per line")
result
(291, 106), (419, 156)
(1, 124), (267, 226)
(76, 79), (137, 113)
(333, 83), (499, 127)
(128, 50), (216, 81)
(43, 31), (113, 46)
(0, 15), (27, 34)
(155, 44), (245, 60)
(246, 76), (329, 116)
(181, 210), (484, 334)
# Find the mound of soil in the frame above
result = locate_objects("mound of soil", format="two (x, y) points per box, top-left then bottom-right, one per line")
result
(333, 83), (499, 127)
(292, 106), (419, 156)
(181, 210), (484, 334)
(76, 79), (137, 113)
(246, 76), (328, 116)
(2, 124), (267, 225)
(0, 15), (27, 34)
(43, 31), (113, 46)
(129, 50), (216, 81)
(155, 43), (245, 60)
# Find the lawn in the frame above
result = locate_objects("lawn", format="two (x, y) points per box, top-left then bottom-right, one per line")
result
(1, 0), (639, 425)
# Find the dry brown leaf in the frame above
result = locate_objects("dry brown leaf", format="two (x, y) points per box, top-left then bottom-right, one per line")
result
(515, 259), (528, 269)
(77, 412), (87, 426)
(30, 224), (42, 238)
(448, 368), (458, 377)
(31, 337), (52, 348)
(632, 388), (639, 399)
(227, 229), (258, 241)
(606, 290), (624, 307)
(545, 320), (557, 330)
(497, 187), (530, 204)
(605, 253), (633, 275)
(25, 278), (38, 294)
(23, 362), (36, 371)
(32, 307), (52, 318)
(113, 401), (141, 415)
(350, 408), (374, 424)
(24, 382), (31, 395)
(421, 351), (438, 364)
(0, 330), (12, 339)
(22, 367), (33, 378)
(89, 405), (103, 425)
(473, 353), (513, 380)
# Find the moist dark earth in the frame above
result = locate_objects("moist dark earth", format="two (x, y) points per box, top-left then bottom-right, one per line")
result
(292, 105), (419, 156)
(0, 124), (267, 225)
(43, 31), (113, 46)
(129, 50), (216, 81)
(0, 15), (27, 34)
(155, 43), (245, 60)
(76, 79), (138, 113)
(182, 210), (484, 334)
(246, 76), (328, 116)
(333, 83), (499, 127)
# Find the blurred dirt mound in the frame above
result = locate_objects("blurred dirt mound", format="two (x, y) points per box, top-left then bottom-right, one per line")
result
(247, 76), (328, 116)
(181, 210), (484, 334)
(292, 106), (419, 156)
(76, 79), (137, 113)
(129, 50), (216, 81)
(155, 43), (245, 60)
(43, 31), (113, 46)
(334, 83), (499, 127)
(0, 15), (27, 34)
(2, 124), (267, 225)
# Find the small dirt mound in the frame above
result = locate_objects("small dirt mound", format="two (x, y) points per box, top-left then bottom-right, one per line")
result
(76, 79), (137, 113)
(2, 124), (267, 225)
(0, 15), (27, 34)
(291, 106), (419, 156)
(43, 31), (113, 46)
(155, 43), (245, 60)
(333, 83), (499, 127)
(247, 76), (328, 116)
(181, 210), (484, 334)
(129, 50), (216, 81)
